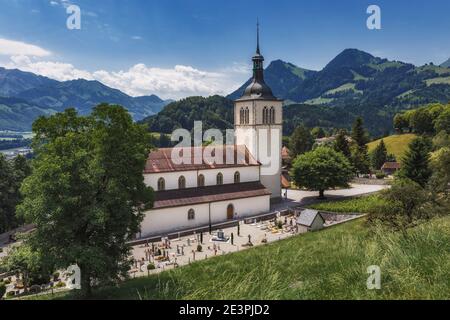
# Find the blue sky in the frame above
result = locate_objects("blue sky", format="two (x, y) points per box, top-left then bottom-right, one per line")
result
(0, 0), (449, 99)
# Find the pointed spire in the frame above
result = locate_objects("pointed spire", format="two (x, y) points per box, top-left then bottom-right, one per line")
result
(256, 18), (260, 55)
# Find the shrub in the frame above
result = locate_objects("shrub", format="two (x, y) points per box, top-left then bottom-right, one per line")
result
(6, 290), (15, 298)
(55, 281), (66, 288)
(197, 245), (203, 252)
(147, 263), (156, 271)
(3, 278), (11, 285)
(376, 172), (386, 179)
(53, 272), (60, 282)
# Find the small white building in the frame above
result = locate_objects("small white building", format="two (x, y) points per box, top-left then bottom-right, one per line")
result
(296, 209), (325, 232)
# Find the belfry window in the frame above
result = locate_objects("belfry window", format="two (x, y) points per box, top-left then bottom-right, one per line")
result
(263, 106), (268, 124)
(270, 107), (275, 124)
(245, 107), (250, 124)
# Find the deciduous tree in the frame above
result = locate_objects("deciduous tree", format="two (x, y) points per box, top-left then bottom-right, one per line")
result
(290, 147), (353, 198)
(17, 104), (154, 297)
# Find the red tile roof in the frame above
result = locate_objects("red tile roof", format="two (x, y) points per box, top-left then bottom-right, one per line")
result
(144, 145), (260, 174)
(152, 181), (271, 209)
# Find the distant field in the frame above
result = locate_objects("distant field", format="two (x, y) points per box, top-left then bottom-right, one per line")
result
(367, 134), (417, 161)
(425, 76), (450, 86)
(32, 216), (450, 300)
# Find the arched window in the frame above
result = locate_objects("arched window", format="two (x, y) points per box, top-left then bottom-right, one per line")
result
(270, 107), (275, 124)
(216, 172), (223, 185)
(263, 106), (268, 124)
(178, 176), (186, 189)
(188, 209), (195, 220)
(157, 177), (165, 191)
(240, 107), (244, 124)
(245, 107), (250, 124)
(198, 174), (205, 187)
(234, 171), (240, 184)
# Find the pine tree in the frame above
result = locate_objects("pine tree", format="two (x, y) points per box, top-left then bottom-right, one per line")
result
(334, 129), (351, 159)
(351, 117), (370, 174)
(400, 136), (432, 187)
(370, 139), (388, 170)
(351, 117), (369, 148)
(289, 126), (314, 159)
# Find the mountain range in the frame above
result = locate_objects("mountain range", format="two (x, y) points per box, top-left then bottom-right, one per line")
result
(0, 67), (171, 131)
(146, 49), (450, 137)
(1, 49), (449, 135)
(229, 49), (450, 109)
(441, 58), (450, 68)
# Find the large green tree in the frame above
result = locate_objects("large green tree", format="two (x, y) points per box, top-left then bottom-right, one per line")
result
(288, 126), (314, 158)
(399, 136), (432, 187)
(290, 147), (353, 198)
(434, 108), (450, 134)
(370, 139), (388, 170)
(0, 154), (20, 233)
(17, 104), (154, 297)
(393, 113), (409, 133)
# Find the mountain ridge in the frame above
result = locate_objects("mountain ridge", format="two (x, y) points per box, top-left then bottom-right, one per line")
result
(0, 68), (171, 130)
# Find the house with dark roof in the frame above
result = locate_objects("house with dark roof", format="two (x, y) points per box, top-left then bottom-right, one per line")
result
(381, 162), (401, 175)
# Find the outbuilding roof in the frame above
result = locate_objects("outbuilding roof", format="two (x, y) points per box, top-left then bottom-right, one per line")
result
(296, 209), (325, 227)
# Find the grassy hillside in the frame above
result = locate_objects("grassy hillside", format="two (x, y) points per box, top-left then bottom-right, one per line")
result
(367, 134), (417, 161)
(37, 216), (450, 300)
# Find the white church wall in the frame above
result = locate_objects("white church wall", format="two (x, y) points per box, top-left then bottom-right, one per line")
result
(144, 170), (198, 190)
(140, 203), (210, 238)
(140, 195), (270, 237)
(199, 166), (259, 186)
(209, 195), (270, 223)
(144, 166), (260, 191)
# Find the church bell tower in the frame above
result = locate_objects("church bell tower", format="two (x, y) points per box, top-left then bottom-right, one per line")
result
(234, 22), (283, 202)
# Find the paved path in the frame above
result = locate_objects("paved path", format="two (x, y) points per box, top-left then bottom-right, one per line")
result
(272, 183), (389, 211)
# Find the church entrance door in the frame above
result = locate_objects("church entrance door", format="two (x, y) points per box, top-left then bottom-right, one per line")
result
(227, 204), (234, 220)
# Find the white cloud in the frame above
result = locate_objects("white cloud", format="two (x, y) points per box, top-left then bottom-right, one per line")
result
(131, 36), (143, 40)
(92, 64), (239, 99)
(2, 55), (245, 100)
(6, 55), (93, 81)
(0, 38), (51, 57)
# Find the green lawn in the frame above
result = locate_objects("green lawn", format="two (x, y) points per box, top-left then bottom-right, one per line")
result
(367, 134), (417, 162)
(34, 215), (450, 300)
(308, 195), (385, 214)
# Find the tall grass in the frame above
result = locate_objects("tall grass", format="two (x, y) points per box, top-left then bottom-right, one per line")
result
(35, 216), (450, 300)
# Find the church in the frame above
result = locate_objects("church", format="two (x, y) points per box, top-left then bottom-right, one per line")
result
(140, 26), (283, 237)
